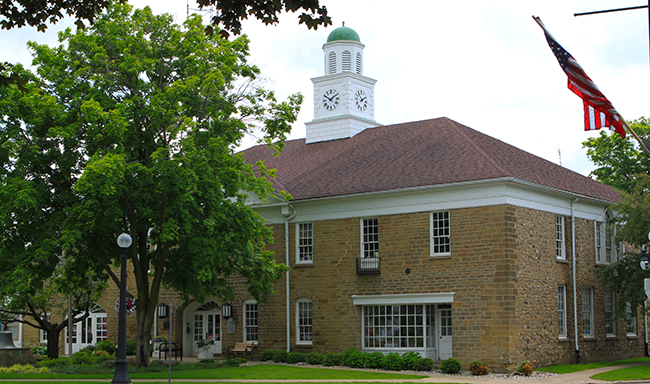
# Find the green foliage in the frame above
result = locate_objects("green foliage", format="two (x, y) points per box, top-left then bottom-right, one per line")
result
(223, 358), (247, 367)
(260, 350), (275, 361)
(272, 349), (289, 363)
(94, 340), (115, 354)
(341, 348), (364, 368)
(287, 352), (306, 364)
(381, 352), (403, 371)
(401, 351), (421, 371)
(30, 345), (47, 356)
(305, 351), (324, 365)
(322, 352), (342, 367)
(439, 357), (462, 374)
(364, 351), (384, 369)
(414, 357), (434, 372)
(583, 117), (650, 194)
(126, 340), (137, 356)
(517, 361), (532, 376)
(38, 357), (70, 368)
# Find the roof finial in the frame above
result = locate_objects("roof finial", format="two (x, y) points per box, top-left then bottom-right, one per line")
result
(342, 21), (345, 27)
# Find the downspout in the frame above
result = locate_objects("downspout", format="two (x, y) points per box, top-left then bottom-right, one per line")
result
(283, 204), (297, 352)
(571, 198), (580, 363)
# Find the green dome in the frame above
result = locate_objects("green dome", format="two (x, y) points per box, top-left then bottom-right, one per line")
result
(327, 25), (360, 43)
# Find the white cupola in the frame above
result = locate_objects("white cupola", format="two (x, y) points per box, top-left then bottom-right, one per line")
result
(305, 23), (380, 144)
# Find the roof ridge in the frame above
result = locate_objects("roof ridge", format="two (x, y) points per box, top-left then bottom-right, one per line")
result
(442, 118), (509, 176)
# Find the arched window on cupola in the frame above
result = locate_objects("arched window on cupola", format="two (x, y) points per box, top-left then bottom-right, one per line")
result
(356, 52), (362, 74)
(328, 52), (336, 74)
(342, 50), (352, 72)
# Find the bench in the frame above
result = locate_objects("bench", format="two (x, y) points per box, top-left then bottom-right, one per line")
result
(159, 341), (183, 361)
(227, 342), (255, 359)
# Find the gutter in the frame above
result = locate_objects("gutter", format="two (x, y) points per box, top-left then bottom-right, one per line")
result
(282, 204), (297, 352)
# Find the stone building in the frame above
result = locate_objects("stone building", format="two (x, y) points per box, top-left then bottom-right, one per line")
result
(9, 24), (644, 370)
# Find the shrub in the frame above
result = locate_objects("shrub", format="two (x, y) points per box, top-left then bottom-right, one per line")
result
(272, 349), (289, 363)
(224, 358), (246, 367)
(322, 352), (342, 366)
(37, 367), (50, 374)
(364, 351), (384, 369)
(287, 352), (306, 364)
(95, 340), (115, 354)
(439, 357), (462, 374)
(470, 361), (489, 375)
(305, 351), (324, 365)
(341, 348), (364, 368)
(126, 340), (137, 356)
(415, 357), (434, 372)
(518, 362), (533, 376)
(30, 346), (47, 356)
(401, 351), (421, 371)
(381, 352), (403, 371)
(39, 356), (70, 368)
(260, 350), (275, 361)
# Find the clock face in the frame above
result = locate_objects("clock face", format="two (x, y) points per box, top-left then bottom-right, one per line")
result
(355, 90), (368, 112)
(322, 89), (340, 111)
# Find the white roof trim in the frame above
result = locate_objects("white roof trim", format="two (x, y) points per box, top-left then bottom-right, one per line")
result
(352, 292), (455, 305)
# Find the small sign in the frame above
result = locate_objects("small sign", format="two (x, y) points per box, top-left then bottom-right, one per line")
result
(227, 318), (236, 334)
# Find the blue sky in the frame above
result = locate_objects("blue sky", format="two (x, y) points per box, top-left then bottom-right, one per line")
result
(2, 0), (648, 177)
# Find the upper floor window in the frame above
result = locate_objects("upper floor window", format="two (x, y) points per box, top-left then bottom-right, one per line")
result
(296, 223), (313, 264)
(595, 219), (617, 265)
(342, 50), (352, 72)
(243, 300), (258, 343)
(556, 216), (566, 260)
(361, 218), (379, 258)
(296, 298), (313, 345)
(430, 211), (451, 256)
(328, 52), (336, 74)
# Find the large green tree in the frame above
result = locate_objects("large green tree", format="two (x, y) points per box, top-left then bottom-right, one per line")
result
(583, 118), (650, 317)
(0, 3), (300, 366)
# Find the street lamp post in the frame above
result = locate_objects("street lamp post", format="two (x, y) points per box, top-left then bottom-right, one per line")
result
(112, 233), (132, 384)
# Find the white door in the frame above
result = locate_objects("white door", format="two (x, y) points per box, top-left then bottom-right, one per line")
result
(191, 307), (221, 356)
(65, 307), (108, 353)
(437, 305), (453, 360)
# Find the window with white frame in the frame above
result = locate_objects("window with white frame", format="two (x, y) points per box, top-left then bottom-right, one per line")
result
(361, 218), (379, 258)
(40, 314), (50, 343)
(296, 298), (312, 345)
(243, 300), (258, 343)
(296, 223), (313, 264)
(362, 304), (428, 349)
(582, 287), (593, 336)
(605, 289), (615, 336)
(6, 321), (19, 342)
(556, 216), (566, 260)
(595, 219), (617, 264)
(626, 302), (637, 336)
(558, 286), (567, 338)
(430, 211), (451, 256)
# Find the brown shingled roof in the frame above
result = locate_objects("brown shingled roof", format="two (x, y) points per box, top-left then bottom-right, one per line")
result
(241, 117), (620, 203)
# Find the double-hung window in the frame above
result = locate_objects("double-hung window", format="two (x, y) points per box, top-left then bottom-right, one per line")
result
(582, 287), (594, 337)
(296, 299), (313, 345)
(243, 300), (258, 343)
(556, 216), (566, 260)
(361, 218), (379, 258)
(430, 211), (451, 256)
(626, 302), (637, 336)
(558, 286), (567, 338)
(605, 289), (615, 336)
(296, 223), (313, 264)
(595, 219), (617, 265)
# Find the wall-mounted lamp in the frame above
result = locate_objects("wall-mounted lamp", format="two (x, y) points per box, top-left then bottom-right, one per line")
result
(157, 303), (169, 319)
(222, 302), (233, 319)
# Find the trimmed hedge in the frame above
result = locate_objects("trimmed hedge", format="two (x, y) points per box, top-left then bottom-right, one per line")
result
(263, 348), (435, 372)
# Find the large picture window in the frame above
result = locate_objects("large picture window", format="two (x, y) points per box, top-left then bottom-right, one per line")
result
(363, 304), (427, 349)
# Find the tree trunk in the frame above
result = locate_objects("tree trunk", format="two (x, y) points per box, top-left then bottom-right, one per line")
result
(134, 297), (155, 366)
(46, 328), (61, 360)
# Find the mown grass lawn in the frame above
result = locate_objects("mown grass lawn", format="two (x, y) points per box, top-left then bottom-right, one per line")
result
(535, 357), (650, 374)
(0, 363), (429, 383)
(590, 361), (650, 381)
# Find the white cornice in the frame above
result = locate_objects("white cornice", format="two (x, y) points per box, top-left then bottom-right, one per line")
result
(352, 293), (455, 305)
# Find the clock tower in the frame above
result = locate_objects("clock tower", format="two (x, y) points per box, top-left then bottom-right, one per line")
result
(305, 24), (380, 144)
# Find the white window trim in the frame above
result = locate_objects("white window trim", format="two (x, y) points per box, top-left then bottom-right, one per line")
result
(243, 299), (259, 344)
(626, 302), (637, 337)
(582, 287), (594, 337)
(295, 222), (313, 265)
(558, 285), (567, 339)
(556, 216), (566, 260)
(595, 219), (617, 265)
(296, 298), (313, 345)
(430, 211), (451, 258)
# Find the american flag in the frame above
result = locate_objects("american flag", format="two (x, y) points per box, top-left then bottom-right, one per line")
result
(534, 17), (626, 139)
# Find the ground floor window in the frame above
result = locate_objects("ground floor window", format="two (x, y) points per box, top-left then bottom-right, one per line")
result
(244, 300), (258, 343)
(296, 299), (312, 345)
